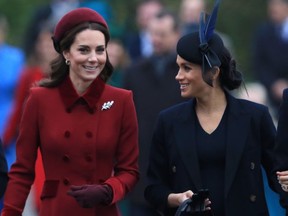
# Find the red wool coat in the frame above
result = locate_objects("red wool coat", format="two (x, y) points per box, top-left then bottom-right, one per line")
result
(1, 76), (139, 216)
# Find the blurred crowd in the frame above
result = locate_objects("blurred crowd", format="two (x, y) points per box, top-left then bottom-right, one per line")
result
(0, 0), (288, 215)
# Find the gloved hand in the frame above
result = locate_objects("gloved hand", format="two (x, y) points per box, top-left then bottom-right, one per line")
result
(67, 184), (113, 208)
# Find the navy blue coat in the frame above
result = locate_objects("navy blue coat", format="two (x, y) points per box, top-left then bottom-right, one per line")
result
(145, 93), (287, 216)
(275, 88), (288, 172)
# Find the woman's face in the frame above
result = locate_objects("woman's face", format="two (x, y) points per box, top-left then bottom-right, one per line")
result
(63, 29), (106, 84)
(175, 55), (209, 98)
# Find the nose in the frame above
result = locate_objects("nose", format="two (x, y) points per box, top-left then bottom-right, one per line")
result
(175, 70), (182, 81)
(88, 52), (98, 62)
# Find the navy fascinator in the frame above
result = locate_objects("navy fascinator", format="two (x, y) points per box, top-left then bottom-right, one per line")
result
(177, 0), (223, 86)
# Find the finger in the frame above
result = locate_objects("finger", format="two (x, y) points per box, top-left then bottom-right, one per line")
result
(70, 185), (84, 191)
(185, 190), (194, 198)
(67, 189), (83, 197)
(281, 184), (288, 192)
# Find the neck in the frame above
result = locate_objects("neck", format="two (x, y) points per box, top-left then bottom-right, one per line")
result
(195, 88), (227, 114)
(69, 74), (92, 96)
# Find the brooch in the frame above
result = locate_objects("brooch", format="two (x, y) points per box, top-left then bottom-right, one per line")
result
(101, 101), (114, 111)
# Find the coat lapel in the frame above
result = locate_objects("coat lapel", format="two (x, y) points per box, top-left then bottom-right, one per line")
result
(174, 100), (202, 190)
(224, 95), (251, 197)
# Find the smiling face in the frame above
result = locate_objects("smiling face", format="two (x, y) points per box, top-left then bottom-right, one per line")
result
(175, 55), (211, 98)
(63, 29), (106, 87)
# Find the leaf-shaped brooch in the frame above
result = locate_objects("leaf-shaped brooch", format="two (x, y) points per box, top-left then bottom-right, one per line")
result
(101, 101), (114, 111)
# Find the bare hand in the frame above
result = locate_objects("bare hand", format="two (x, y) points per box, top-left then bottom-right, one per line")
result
(277, 171), (288, 192)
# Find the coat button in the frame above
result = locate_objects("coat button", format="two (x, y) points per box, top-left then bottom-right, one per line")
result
(172, 166), (176, 173)
(66, 108), (72, 113)
(63, 178), (70, 185)
(250, 194), (256, 202)
(250, 162), (255, 170)
(86, 131), (93, 138)
(64, 131), (70, 138)
(63, 155), (70, 162)
(85, 155), (92, 162)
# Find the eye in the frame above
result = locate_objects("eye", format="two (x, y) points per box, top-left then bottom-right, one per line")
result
(183, 65), (192, 72)
(78, 47), (89, 54)
(96, 46), (105, 54)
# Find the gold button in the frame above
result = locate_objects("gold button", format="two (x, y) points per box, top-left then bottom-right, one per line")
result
(250, 162), (255, 170)
(250, 194), (256, 202)
(172, 166), (176, 173)
(85, 155), (92, 162)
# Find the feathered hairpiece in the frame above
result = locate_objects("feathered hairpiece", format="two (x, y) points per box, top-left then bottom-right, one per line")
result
(198, 0), (222, 86)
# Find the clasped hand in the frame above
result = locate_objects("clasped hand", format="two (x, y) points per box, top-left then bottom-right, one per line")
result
(67, 184), (112, 208)
(277, 171), (288, 192)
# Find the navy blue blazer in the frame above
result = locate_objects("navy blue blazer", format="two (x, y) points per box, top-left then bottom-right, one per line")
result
(275, 88), (288, 171)
(0, 138), (8, 198)
(145, 93), (287, 216)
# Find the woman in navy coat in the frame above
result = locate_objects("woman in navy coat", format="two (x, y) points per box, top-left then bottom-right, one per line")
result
(1, 8), (139, 216)
(144, 3), (287, 215)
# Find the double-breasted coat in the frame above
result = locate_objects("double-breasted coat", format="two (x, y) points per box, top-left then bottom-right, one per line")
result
(1, 76), (139, 216)
(145, 93), (287, 216)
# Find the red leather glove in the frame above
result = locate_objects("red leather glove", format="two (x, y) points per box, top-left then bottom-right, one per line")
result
(67, 184), (113, 208)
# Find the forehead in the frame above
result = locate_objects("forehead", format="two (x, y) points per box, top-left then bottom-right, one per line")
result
(149, 16), (175, 32)
(176, 55), (200, 67)
(73, 29), (106, 45)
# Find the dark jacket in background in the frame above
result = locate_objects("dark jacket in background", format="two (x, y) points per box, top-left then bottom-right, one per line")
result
(123, 53), (184, 207)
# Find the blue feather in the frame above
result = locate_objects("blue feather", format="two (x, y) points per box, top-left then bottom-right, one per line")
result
(199, 12), (206, 44)
(205, 0), (221, 41)
(199, 0), (221, 44)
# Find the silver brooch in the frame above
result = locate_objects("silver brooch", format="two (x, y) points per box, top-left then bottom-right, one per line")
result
(101, 101), (114, 111)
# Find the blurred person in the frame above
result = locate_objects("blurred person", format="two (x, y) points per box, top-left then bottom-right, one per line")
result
(123, 9), (184, 216)
(144, 1), (288, 215)
(125, 0), (164, 60)
(1, 7), (139, 216)
(178, 0), (235, 55)
(179, 0), (206, 34)
(23, 0), (79, 58)
(0, 12), (25, 212)
(0, 139), (8, 199)
(107, 38), (130, 88)
(252, 0), (288, 116)
(2, 24), (57, 215)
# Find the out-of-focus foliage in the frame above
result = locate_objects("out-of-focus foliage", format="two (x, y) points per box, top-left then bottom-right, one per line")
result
(0, 0), (267, 80)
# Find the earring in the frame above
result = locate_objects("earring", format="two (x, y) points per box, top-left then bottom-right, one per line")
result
(65, 59), (71, 65)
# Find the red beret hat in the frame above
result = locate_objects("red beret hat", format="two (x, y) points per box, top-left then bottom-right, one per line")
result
(52, 7), (108, 52)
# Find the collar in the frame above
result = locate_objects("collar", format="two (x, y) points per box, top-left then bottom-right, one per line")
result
(58, 76), (105, 113)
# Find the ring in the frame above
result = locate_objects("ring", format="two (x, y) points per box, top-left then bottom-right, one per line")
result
(281, 184), (288, 192)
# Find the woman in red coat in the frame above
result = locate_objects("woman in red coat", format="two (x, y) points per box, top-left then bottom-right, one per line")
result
(1, 8), (139, 216)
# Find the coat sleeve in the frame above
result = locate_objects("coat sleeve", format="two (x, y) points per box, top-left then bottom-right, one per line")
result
(105, 91), (139, 203)
(144, 113), (175, 215)
(275, 88), (288, 171)
(273, 89), (288, 210)
(259, 103), (288, 211)
(1, 90), (39, 216)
